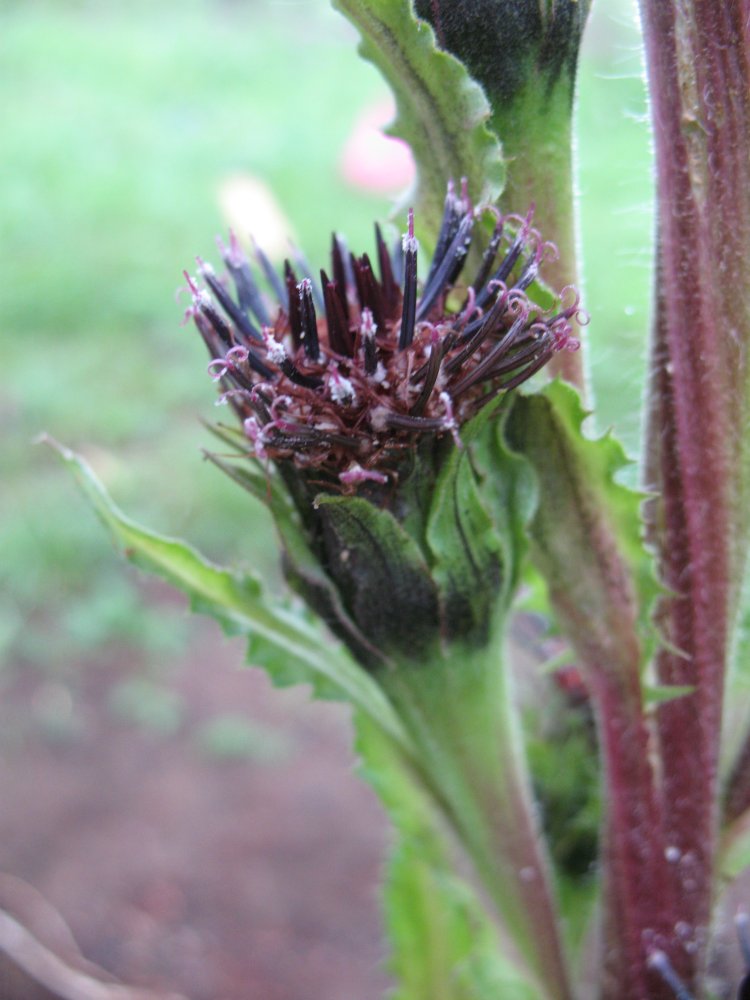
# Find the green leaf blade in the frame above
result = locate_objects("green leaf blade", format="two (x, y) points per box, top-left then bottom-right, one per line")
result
(505, 380), (661, 677)
(425, 404), (505, 646)
(332, 0), (504, 240)
(45, 438), (410, 750)
(314, 493), (441, 663)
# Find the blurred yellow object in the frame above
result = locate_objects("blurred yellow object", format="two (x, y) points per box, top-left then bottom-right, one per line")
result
(216, 174), (295, 260)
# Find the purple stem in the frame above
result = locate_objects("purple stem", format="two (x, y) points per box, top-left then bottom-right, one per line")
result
(639, 0), (750, 988)
(506, 392), (678, 998)
(546, 556), (676, 999)
(589, 672), (676, 1000)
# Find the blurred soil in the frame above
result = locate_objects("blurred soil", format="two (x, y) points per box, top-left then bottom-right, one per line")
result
(0, 600), (391, 1000)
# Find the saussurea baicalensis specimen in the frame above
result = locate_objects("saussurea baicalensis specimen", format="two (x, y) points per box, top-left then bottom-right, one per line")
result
(182, 184), (583, 668)
(184, 185), (580, 486)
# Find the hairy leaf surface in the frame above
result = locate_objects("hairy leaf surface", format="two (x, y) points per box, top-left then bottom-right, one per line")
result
(332, 0), (504, 240)
(47, 438), (409, 749)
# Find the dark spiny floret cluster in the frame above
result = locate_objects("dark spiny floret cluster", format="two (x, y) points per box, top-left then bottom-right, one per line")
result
(184, 183), (582, 492)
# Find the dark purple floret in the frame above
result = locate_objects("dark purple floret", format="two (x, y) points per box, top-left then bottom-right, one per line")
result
(183, 184), (583, 492)
(398, 209), (419, 350)
(298, 278), (319, 360)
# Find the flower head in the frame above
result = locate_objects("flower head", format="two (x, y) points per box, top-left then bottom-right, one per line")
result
(183, 184), (583, 667)
(184, 183), (581, 500)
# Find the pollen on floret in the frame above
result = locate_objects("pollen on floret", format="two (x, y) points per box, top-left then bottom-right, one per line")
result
(339, 463), (389, 488)
(263, 331), (288, 367)
(360, 308), (377, 338)
(401, 208), (418, 256)
(439, 391), (462, 448)
(184, 271), (213, 311)
(243, 416), (268, 460)
(327, 366), (357, 406)
(185, 182), (585, 491)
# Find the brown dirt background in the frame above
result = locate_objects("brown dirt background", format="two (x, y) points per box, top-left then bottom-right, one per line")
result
(0, 605), (392, 1000)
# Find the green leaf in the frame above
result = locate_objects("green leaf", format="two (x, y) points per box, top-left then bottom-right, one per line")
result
(331, 0), (504, 241)
(45, 437), (409, 749)
(643, 683), (695, 707)
(719, 809), (750, 883)
(386, 837), (539, 1000)
(202, 449), (278, 508)
(471, 401), (538, 601)
(205, 441), (387, 670)
(505, 380), (661, 678)
(721, 565), (750, 786)
(314, 494), (441, 663)
(426, 402), (504, 646)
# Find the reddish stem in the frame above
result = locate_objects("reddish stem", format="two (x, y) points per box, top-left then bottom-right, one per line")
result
(549, 571), (676, 998)
(588, 673), (676, 1000)
(640, 0), (750, 988)
(506, 393), (678, 998)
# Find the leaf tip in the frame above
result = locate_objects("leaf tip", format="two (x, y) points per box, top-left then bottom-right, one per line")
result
(35, 432), (72, 460)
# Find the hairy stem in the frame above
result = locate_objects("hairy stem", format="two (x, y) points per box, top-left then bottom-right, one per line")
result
(383, 642), (573, 1000)
(640, 0), (750, 988)
(505, 386), (679, 998)
(587, 672), (675, 1000)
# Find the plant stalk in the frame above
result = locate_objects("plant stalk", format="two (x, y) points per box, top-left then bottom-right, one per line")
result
(505, 386), (678, 998)
(383, 639), (573, 1000)
(639, 1), (750, 988)
(414, 0), (590, 390)
(496, 86), (583, 389)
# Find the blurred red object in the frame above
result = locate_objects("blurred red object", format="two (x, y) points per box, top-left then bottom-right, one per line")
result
(340, 99), (415, 194)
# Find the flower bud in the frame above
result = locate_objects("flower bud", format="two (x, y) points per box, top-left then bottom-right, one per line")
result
(185, 186), (582, 668)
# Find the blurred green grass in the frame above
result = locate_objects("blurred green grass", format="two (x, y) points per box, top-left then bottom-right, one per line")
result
(1, 0), (653, 677)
